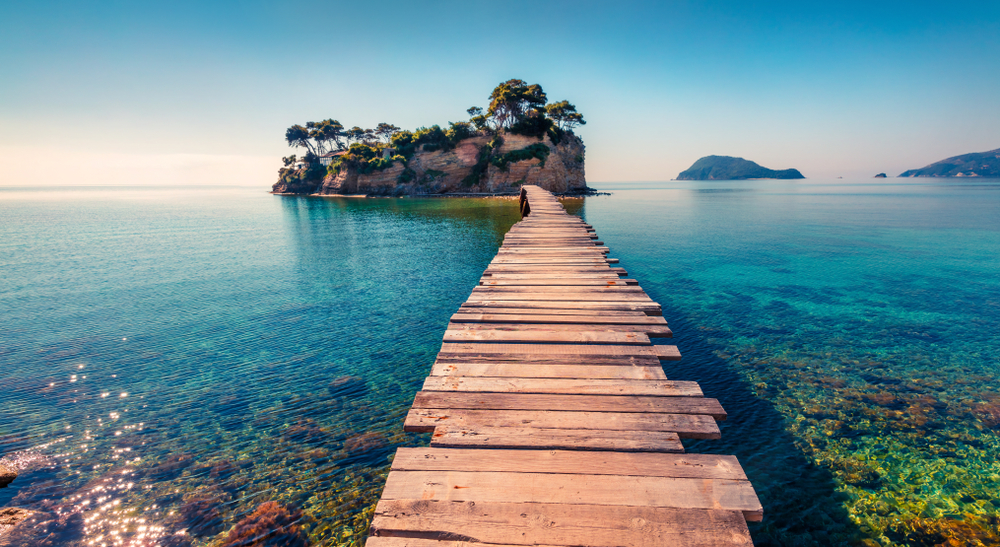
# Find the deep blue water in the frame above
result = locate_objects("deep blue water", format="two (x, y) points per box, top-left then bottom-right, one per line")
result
(1, 180), (999, 546)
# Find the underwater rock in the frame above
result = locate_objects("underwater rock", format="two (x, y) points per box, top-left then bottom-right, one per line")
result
(145, 453), (195, 481)
(343, 432), (388, 454)
(178, 494), (227, 537)
(328, 376), (368, 398)
(887, 516), (1000, 546)
(0, 507), (33, 534)
(0, 507), (84, 546)
(221, 501), (308, 547)
(282, 419), (329, 445)
(0, 464), (15, 487)
(972, 394), (1000, 428)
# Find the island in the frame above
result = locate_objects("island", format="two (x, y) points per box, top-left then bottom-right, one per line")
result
(899, 147), (1000, 178)
(676, 156), (804, 180)
(874, 173), (887, 178)
(271, 80), (591, 196)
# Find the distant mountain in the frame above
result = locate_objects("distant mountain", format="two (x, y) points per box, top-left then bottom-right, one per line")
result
(899, 148), (1000, 178)
(676, 155), (804, 180)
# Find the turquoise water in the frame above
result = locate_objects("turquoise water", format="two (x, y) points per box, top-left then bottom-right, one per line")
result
(1, 181), (999, 546)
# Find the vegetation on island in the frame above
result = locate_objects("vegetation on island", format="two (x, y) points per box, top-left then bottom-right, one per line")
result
(677, 155), (805, 180)
(277, 80), (586, 190)
(899, 147), (1000, 178)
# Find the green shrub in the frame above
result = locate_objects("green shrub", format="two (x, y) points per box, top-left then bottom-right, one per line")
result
(461, 135), (504, 187)
(509, 115), (553, 139)
(492, 143), (550, 172)
(329, 142), (404, 175)
(398, 167), (416, 184)
(446, 121), (475, 144)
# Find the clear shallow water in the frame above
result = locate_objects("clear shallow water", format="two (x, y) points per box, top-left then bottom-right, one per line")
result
(1, 180), (999, 546)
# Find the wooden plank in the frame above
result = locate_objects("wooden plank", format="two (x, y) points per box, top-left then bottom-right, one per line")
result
(466, 294), (655, 302)
(453, 308), (651, 316)
(410, 392), (724, 418)
(430, 426), (685, 452)
(390, 447), (749, 480)
(421, 377), (698, 396)
(435, 353), (663, 366)
(459, 302), (662, 315)
(473, 286), (647, 293)
(442, 329), (652, 345)
(446, 323), (672, 337)
(403, 408), (721, 438)
(438, 343), (674, 358)
(379, 471), (761, 518)
(370, 502), (754, 547)
(429, 362), (667, 379)
(367, 537), (564, 547)
(654, 345), (683, 361)
(479, 279), (636, 286)
(450, 313), (666, 324)
(481, 274), (624, 279)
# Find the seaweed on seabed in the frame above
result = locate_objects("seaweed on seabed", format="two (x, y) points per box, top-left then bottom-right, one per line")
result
(221, 501), (308, 547)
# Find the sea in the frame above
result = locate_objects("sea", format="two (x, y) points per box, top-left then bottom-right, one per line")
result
(1, 179), (999, 546)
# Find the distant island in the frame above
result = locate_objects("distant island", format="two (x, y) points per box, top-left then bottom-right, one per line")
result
(874, 173), (887, 178)
(899, 147), (1000, 178)
(272, 80), (591, 196)
(676, 156), (804, 180)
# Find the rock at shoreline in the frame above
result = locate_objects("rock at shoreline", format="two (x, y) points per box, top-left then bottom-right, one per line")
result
(273, 132), (587, 196)
(676, 155), (804, 180)
(0, 463), (16, 487)
(899, 147), (1000, 178)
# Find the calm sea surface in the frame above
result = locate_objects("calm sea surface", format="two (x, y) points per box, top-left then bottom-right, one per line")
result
(1, 180), (999, 546)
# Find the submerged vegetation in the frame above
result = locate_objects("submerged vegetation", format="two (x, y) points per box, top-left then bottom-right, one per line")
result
(278, 79), (586, 187)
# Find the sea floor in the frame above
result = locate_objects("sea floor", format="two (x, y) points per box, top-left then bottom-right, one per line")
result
(1, 180), (999, 546)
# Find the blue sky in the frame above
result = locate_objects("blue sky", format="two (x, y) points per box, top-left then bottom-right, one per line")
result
(1, 0), (998, 185)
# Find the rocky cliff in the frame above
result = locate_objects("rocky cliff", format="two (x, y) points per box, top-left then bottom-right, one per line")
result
(272, 133), (587, 196)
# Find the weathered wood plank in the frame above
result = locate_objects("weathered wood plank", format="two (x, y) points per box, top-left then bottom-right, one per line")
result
(411, 392), (724, 418)
(390, 447), (748, 480)
(421, 377), (698, 396)
(379, 471), (762, 519)
(450, 313), (666, 324)
(453, 308), (651, 316)
(430, 426), (685, 452)
(370, 501), (754, 547)
(403, 408), (721, 439)
(446, 322), (672, 337)
(459, 302), (661, 315)
(480, 279), (636, 286)
(466, 294), (655, 302)
(473, 285), (646, 292)
(442, 329), (652, 345)
(429, 362), (667, 379)
(654, 345), (683, 361)
(439, 343), (678, 360)
(434, 353), (663, 366)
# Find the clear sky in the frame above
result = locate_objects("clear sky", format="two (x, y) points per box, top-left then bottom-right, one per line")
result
(1, 0), (998, 185)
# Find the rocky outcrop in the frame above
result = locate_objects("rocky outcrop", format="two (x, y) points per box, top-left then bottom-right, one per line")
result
(274, 132), (587, 196)
(899, 147), (1000, 178)
(677, 155), (804, 180)
(0, 463), (15, 487)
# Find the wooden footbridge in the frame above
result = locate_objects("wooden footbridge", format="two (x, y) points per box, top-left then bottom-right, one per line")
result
(366, 186), (762, 547)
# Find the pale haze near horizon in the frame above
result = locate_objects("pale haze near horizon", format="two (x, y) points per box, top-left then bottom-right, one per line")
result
(1, 0), (998, 187)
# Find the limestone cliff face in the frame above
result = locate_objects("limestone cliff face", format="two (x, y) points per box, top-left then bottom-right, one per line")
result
(274, 132), (587, 196)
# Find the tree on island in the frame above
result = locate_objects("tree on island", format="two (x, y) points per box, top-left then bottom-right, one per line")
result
(487, 79), (547, 130)
(282, 79), (585, 171)
(545, 101), (586, 131)
(375, 123), (401, 143)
